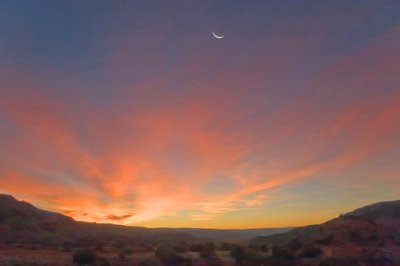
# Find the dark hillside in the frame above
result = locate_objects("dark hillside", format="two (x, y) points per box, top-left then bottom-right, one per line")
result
(344, 200), (400, 220)
(0, 194), (290, 246)
(250, 199), (400, 265)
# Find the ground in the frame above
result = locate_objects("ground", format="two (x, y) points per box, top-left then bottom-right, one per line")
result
(0, 246), (236, 266)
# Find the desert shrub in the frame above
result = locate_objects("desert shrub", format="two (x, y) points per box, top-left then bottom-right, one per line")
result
(316, 235), (334, 245)
(319, 257), (357, 266)
(368, 234), (379, 242)
(27, 244), (38, 250)
(272, 245), (293, 259)
(230, 246), (259, 264)
(200, 242), (216, 258)
(97, 257), (111, 266)
(174, 241), (187, 253)
(62, 241), (72, 252)
(219, 242), (235, 251)
(248, 243), (260, 250)
(287, 238), (302, 252)
(300, 246), (323, 258)
(118, 246), (133, 260)
(37, 235), (56, 247)
(200, 257), (223, 266)
(94, 242), (104, 252)
(230, 246), (248, 263)
(362, 255), (395, 266)
(348, 230), (359, 241)
(41, 221), (58, 232)
(112, 240), (133, 260)
(259, 244), (269, 252)
(72, 248), (96, 265)
(174, 245), (186, 253)
(268, 245), (295, 266)
(155, 246), (191, 266)
(249, 243), (269, 252)
(0, 209), (6, 222)
(10, 219), (31, 232)
(137, 257), (159, 266)
(187, 243), (203, 252)
(319, 260), (331, 266)
(139, 241), (154, 251)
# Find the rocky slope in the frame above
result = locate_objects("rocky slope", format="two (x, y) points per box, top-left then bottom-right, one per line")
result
(252, 200), (400, 265)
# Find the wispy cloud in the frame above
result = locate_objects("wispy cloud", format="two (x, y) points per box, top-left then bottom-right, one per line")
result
(0, 3), (399, 227)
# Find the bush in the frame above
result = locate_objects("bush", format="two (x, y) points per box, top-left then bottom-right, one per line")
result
(187, 243), (203, 252)
(62, 241), (72, 252)
(72, 248), (96, 265)
(112, 240), (133, 260)
(272, 245), (293, 259)
(230, 246), (247, 263)
(174, 244), (186, 253)
(200, 257), (223, 266)
(138, 258), (159, 266)
(300, 246), (323, 258)
(219, 242), (235, 251)
(287, 238), (302, 252)
(316, 235), (333, 245)
(230, 246), (257, 264)
(41, 221), (58, 232)
(118, 246), (133, 260)
(0, 209), (6, 222)
(155, 246), (191, 266)
(37, 235), (55, 248)
(259, 244), (269, 252)
(94, 242), (104, 252)
(97, 257), (111, 266)
(348, 231), (359, 241)
(200, 242), (216, 258)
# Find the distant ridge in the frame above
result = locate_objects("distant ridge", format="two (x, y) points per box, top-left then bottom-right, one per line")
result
(0, 194), (292, 243)
(150, 227), (293, 240)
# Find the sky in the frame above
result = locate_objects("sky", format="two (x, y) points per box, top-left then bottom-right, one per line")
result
(0, 0), (399, 229)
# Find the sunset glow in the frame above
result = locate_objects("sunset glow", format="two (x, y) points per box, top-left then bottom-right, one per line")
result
(0, 1), (399, 228)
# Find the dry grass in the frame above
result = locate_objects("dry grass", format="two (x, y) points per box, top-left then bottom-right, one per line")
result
(0, 247), (237, 265)
(0, 248), (72, 265)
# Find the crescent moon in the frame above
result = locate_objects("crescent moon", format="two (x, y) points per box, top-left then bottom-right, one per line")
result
(212, 31), (224, 39)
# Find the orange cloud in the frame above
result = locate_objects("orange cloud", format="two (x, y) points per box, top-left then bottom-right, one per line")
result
(0, 21), (399, 228)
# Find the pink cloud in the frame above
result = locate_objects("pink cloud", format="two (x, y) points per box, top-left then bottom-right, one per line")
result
(0, 23), (399, 227)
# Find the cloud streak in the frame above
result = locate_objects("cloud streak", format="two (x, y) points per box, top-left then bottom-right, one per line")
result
(0, 1), (399, 227)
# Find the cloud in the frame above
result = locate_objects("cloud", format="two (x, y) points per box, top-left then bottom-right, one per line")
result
(0, 11), (399, 227)
(106, 213), (134, 222)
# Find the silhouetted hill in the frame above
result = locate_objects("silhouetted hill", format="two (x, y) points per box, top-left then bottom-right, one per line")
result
(0, 194), (291, 246)
(344, 199), (400, 220)
(251, 200), (400, 265)
(0, 194), (74, 224)
(252, 200), (400, 246)
(0, 194), (78, 246)
(0, 195), (193, 247)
